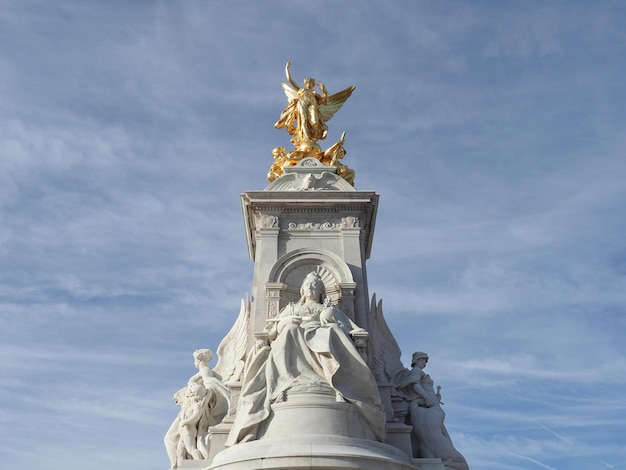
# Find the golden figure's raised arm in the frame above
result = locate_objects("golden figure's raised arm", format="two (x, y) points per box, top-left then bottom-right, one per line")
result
(285, 61), (299, 90)
(317, 81), (328, 105)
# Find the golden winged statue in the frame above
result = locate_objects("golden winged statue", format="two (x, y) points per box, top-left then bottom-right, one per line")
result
(275, 62), (355, 153)
(269, 62), (356, 185)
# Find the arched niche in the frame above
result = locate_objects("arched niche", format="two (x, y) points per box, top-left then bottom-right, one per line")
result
(265, 248), (357, 321)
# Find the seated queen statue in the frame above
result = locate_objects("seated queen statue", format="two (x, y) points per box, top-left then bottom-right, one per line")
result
(225, 272), (385, 446)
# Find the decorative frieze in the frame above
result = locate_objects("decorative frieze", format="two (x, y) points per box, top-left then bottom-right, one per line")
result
(286, 220), (337, 230)
(253, 212), (361, 232)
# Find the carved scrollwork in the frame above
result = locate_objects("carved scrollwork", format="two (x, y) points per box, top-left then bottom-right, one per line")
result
(285, 219), (338, 230)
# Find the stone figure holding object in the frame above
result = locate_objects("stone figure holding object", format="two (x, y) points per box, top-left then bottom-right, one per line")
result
(225, 271), (385, 446)
(188, 349), (230, 458)
(394, 352), (469, 470)
(178, 382), (208, 461)
(164, 349), (230, 469)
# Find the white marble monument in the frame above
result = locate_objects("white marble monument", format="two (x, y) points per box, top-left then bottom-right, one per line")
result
(165, 63), (469, 470)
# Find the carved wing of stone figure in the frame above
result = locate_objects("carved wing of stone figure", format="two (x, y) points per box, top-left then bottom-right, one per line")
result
(214, 295), (250, 384)
(369, 294), (405, 382)
(319, 86), (356, 123)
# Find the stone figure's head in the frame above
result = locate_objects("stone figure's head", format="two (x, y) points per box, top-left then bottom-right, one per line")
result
(411, 351), (429, 368)
(300, 272), (325, 303)
(186, 382), (207, 400)
(193, 348), (213, 367)
(304, 77), (315, 89)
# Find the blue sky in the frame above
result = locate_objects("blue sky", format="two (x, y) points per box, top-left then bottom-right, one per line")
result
(1, 1), (625, 469)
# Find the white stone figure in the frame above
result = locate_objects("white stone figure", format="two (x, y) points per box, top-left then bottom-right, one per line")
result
(394, 352), (469, 470)
(187, 349), (230, 459)
(178, 382), (208, 461)
(188, 348), (219, 384)
(164, 388), (186, 470)
(165, 349), (230, 468)
(225, 271), (386, 446)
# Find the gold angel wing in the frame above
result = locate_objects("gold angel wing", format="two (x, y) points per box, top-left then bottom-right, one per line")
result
(320, 85), (355, 123)
(274, 83), (300, 131)
(281, 82), (300, 102)
(213, 295), (251, 384)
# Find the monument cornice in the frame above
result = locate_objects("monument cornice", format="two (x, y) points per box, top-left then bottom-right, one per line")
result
(241, 190), (379, 261)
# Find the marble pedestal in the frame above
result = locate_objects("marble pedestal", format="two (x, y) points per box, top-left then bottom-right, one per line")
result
(180, 455), (448, 470)
(204, 386), (447, 470)
(261, 386), (377, 441)
(208, 435), (417, 470)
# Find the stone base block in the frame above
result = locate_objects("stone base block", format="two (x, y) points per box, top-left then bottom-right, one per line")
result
(178, 461), (210, 469)
(410, 458), (448, 470)
(385, 422), (414, 459)
(179, 456), (447, 470)
(206, 422), (231, 462)
(262, 386), (377, 441)
(208, 435), (419, 470)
